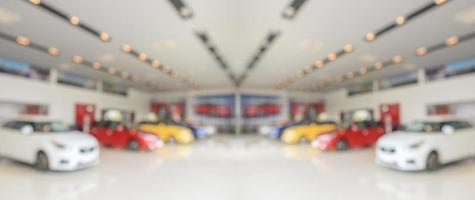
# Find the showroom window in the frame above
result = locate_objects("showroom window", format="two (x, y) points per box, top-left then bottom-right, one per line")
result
(377, 71), (418, 90)
(425, 55), (475, 82)
(102, 82), (128, 96)
(0, 56), (50, 81)
(347, 81), (373, 96)
(57, 71), (98, 90)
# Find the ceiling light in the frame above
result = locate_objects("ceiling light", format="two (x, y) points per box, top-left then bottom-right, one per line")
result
(392, 55), (403, 64)
(179, 7), (191, 17)
(47, 47), (60, 56)
(336, 76), (343, 82)
(374, 62), (384, 70)
(16, 36), (30, 46)
(434, 0), (446, 5)
(284, 7), (296, 17)
(395, 16), (406, 25)
(151, 59), (160, 68)
(121, 44), (132, 53)
(346, 72), (354, 79)
(304, 65), (313, 74)
(328, 52), (337, 61)
(69, 16), (80, 25)
(416, 47), (428, 56)
(446, 36), (459, 46)
(359, 67), (367, 75)
(365, 33), (375, 41)
(72, 55), (83, 64)
(121, 72), (129, 79)
(343, 43), (353, 53)
(314, 59), (324, 68)
(92, 62), (101, 70)
(108, 67), (117, 75)
(30, 0), (41, 5)
(99, 32), (110, 42)
(138, 52), (147, 61)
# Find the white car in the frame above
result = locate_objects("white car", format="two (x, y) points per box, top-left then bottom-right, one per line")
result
(0, 118), (100, 171)
(376, 118), (475, 171)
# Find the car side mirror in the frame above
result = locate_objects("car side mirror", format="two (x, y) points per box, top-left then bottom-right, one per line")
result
(442, 125), (455, 135)
(21, 125), (33, 135)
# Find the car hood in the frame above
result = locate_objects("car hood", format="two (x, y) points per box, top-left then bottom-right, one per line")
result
(36, 131), (98, 147)
(377, 131), (435, 147)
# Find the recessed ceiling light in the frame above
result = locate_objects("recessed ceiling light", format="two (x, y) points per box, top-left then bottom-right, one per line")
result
(69, 16), (80, 25)
(360, 67), (367, 75)
(446, 36), (459, 46)
(284, 7), (296, 17)
(92, 62), (101, 70)
(395, 16), (406, 25)
(151, 59), (160, 68)
(392, 55), (403, 64)
(72, 55), (83, 64)
(47, 47), (60, 56)
(179, 7), (191, 17)
(121, 72), (129, 79)
(314, 59), (324, 68)
(30, 0), (41, 5)
(16, 36), (30, 46)
(121, 44), (132, 53)
(99, 32), (110, 42)
(374, 62), (384, 70)
(347, 71), (355, 79)
(343, 43), (353, 53)
(138, 53), (148, 61)
(365, 33), (375, 41)
(416, 47), (428, 56)
(108, 67), (117, 74)
(304, 65), (313, 73)
(328, 52), (337, 61)
(335, 76), (343, 82)
(434, 0), (446, 5)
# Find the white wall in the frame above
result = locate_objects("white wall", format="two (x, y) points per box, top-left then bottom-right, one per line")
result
(324, 72), (475, 124)
(0, 73), (152, 124)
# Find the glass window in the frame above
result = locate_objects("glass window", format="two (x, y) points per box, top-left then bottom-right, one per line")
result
(426, 56), (475, 81)
(377, 72), (418, 90)
(57, 72), (98, 90)
(348, 81), (373, 96)
(102, 82), (128, 96)
(0, 56), (50, 81)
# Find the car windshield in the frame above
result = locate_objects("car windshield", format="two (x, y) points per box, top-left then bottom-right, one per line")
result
(402, 121), (442, 133)
(33, 121), (72, 133)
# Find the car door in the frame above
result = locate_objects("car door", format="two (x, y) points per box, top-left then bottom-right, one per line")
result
(0, 121), (17, 156)
(453, 121), (475, 158)
(440, 121), (471, 161)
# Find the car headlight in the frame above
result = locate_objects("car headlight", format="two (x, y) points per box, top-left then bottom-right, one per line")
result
(409, 141), (424, 149)
(52, 141), (68, 150)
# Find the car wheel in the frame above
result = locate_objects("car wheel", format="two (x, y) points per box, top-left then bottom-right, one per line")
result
(426, 151), (440, 171)
(169, 136), (177, 144)
(336, 139), (348, 151)
(36, 152), (49, 171)
(128, 139), (140, 150)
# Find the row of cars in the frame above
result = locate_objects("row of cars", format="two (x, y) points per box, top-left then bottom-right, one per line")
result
(0, 117), (216, 171)
(261, 117), (475, 171)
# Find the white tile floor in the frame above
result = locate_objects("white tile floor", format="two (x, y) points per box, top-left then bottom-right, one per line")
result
(1, 135), (475, 200)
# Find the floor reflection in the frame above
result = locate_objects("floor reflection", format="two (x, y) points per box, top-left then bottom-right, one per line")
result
(0, 135), (474, 200)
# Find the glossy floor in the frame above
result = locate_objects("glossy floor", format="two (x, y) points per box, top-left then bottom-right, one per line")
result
(1, 135), (475, 200)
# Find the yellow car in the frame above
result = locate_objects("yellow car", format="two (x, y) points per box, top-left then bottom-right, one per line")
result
(139, 121), (194, 144)
(281, 121), (337, 144)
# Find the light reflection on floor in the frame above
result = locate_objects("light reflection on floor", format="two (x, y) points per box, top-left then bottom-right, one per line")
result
(0, 135), (475, 200)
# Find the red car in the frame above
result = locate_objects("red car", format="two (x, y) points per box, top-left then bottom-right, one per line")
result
(90, 121), (163, 151)
(312, 121), (385, 151)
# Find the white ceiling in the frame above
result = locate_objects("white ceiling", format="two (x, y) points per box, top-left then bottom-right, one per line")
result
(0, 0), (474, 92)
